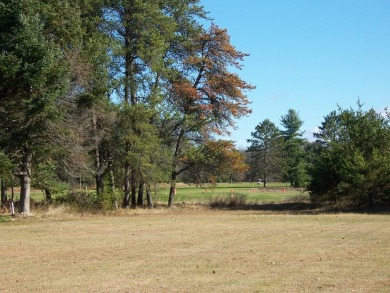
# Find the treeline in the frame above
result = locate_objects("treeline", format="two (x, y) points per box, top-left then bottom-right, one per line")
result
(1, 1), (389, 214)
(0, 0), (252, 214)
(246, 104), (390, 208)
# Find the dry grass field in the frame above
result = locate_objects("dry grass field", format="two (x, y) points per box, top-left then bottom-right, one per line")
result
(1, 207), (390, 292)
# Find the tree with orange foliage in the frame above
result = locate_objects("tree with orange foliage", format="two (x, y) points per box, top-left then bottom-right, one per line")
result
(164, 24), (254, 206)
(180, 140), (248, 185)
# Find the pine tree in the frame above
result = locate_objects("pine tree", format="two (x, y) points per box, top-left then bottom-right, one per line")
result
(0, 0), (73, 214)
(247, 119), (283, 187)
(165, 24), (254, 206)
(309, 103), (390, 207)
(280, 109), (308, 187)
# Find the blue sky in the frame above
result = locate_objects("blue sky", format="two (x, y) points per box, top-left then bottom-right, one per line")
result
(201, 0), (390, 148)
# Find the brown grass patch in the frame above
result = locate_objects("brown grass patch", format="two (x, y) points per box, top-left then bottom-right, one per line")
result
(1, 208), (389, 292)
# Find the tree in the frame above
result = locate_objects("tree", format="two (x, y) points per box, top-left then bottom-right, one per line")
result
(181, 140), (248, 185)
(247, 119), (283, 187)
(280, 109), (308, 187)
(103, 0), (206, 208)
(119, 104), (171, 207)
(75, 0), (117, 198)
(0, 0), (76, 214)
(165, 24), (254, 206)
(0, 0), (254, 211)
(308, 103), (390, 207)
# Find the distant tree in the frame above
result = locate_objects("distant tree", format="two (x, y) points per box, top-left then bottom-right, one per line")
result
(181, 140), (248, 185)
(247, 119), (283, 187)
(308, 103), (390, 207)
(280, 109), (308, 187)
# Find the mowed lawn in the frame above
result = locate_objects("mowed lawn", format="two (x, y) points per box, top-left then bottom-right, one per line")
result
(155, 182), (303, 203)
(24, 182), (304, 205)
(1, 209), (389, 292)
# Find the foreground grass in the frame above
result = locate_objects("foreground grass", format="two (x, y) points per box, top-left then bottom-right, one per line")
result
(1, 209), (389, 292)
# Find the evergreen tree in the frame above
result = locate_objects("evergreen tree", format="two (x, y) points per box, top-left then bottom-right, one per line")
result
(247, 119), (283, 187)
(308, 104), (390, 207)
(103, 0), (207, 207)
(0, 0), (73, 214)
(73, 0), (117, 198)
(280, 109), (308, 187)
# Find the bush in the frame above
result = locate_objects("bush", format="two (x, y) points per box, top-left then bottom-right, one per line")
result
(97, 190), (120, 210)
(209, 193), (247, 209)
(56, 191), (100, 210)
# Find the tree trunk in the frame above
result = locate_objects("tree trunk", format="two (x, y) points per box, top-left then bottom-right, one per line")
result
(107, 149), (115, 193)
(11, 181), (14, 202)
(122, 16), (134, 207)
(367, 192), (374, 209)
(1, 179), (7, 205)
(10, 182), (15, 216)
(137, 180), (144, 206)
(168, 171), (177, 207)
(131, 169), (137, 208)
(168, 128), (184, 207)
(44, 189), (52, 203)
(96, 173), (104, 196)
(92, 111), (105, 196)
(17, 150), (32, 215)
(146, 184), (153, 209)
(123, 157), (131, 208)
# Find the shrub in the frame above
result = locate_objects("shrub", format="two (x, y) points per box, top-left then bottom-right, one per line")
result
(56, 191), (100, 210)
(209, 193), (247, 209)
(97, 190), (120, 210)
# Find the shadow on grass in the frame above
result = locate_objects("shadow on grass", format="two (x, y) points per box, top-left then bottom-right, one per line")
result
(209, 196), (390, 215)
(245, 201), (321, 214)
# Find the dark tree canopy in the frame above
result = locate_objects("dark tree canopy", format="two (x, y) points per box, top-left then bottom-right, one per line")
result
(308, 104), (390, 207)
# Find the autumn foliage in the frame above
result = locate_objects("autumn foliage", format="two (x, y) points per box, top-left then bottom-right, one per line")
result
(166, 24), (254, 205)
(169, 24), (254, 135)
(182, 140), (248, 185)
